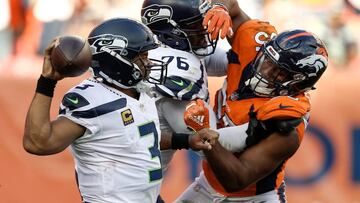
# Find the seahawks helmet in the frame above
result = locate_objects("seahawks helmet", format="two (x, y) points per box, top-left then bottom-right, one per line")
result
(246, 29), (328, 97)
(141, 0), (216, 57)
(88, 18), (167, 89)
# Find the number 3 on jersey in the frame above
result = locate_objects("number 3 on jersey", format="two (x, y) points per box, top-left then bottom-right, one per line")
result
(138, 122), (163, 182)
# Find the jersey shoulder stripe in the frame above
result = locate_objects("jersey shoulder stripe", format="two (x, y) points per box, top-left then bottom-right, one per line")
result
(71, 98), (127, 119)
(59, 78), (129, 118)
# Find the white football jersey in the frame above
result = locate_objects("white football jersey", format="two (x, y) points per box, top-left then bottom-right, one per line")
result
(148, 46), (209, 100)
(58, 78), (162, 203)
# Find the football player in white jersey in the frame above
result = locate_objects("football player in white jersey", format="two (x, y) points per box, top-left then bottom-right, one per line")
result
(140, 0), (232, 177)
(23, 18), (175, 203)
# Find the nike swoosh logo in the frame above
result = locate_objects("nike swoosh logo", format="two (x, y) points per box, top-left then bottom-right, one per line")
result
(171, 79), (184, 86)
(66, 97), (79, 104)
(279, 104), (293, 109)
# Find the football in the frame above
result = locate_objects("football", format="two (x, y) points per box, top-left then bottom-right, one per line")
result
(50, 35), (92, 77)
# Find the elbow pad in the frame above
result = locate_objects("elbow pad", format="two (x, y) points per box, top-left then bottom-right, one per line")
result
(245, 105), (303, 147)
(275, 118), (303, 133)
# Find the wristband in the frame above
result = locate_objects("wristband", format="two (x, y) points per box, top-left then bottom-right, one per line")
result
(171, 133), (190, 150)
(213, 3), (229, 12)
(36, 75), (57, 97)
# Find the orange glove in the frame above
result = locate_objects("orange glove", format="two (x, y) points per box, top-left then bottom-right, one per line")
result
(203, 5), (233, 40)
(184, 99), (210, 131)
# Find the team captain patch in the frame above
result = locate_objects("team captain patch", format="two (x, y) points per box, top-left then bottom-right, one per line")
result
(121, 109), (134, 126)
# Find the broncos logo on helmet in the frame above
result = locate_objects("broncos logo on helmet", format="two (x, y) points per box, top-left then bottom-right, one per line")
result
(89, 34), (128, 56)
(141, 4), (173, 24)
(296, 54), (328, 77)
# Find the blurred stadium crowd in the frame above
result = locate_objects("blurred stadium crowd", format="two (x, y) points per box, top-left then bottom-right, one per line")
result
(0, 0), (359, 78)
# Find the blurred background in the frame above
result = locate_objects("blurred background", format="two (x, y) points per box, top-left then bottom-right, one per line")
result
(0, 0), (360, 202)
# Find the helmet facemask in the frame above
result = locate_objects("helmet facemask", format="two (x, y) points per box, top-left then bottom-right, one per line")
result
(91, 50), (167, 89)
(246, 46), (306, 97)
(91, 46), (144, 89)
(180, 14), (217, 57)
(132, 56), (168, 85)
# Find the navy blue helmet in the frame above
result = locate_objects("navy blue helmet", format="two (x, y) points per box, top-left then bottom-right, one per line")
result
(141, 0), (217, 57)
(247, 29), (329, 97)
(88, 18), (167, 88)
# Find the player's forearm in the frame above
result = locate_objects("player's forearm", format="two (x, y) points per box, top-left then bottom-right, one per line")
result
(161, 131), (215, 151)
(23, 93), (53, 155)
(160, 132), (172, 150)
(203, 140), (251, 192)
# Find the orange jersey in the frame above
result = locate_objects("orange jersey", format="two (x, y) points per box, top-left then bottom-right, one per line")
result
(204, 20), (311, 197)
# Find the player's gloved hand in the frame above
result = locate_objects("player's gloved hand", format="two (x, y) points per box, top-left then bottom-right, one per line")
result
(184, 99), (210, 132)
(203, 4), (233, 40)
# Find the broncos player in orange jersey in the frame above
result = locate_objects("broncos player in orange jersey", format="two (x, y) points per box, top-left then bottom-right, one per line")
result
(177, 0), (329, 202)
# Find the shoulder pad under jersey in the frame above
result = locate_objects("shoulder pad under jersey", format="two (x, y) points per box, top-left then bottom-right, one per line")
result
(256, 94), (311, 121)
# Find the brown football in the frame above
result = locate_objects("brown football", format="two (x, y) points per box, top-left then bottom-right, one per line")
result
(50, 35), (92, 77)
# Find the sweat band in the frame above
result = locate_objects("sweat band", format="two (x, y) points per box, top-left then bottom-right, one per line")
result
(213, 3), (229, 12)
(35, 75), (57, 97)
(171, 133), (190, 150)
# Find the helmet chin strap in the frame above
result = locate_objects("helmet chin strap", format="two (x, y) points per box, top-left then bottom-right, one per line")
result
(194, 46), (212, 58)
(191, 31), (217, 57)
